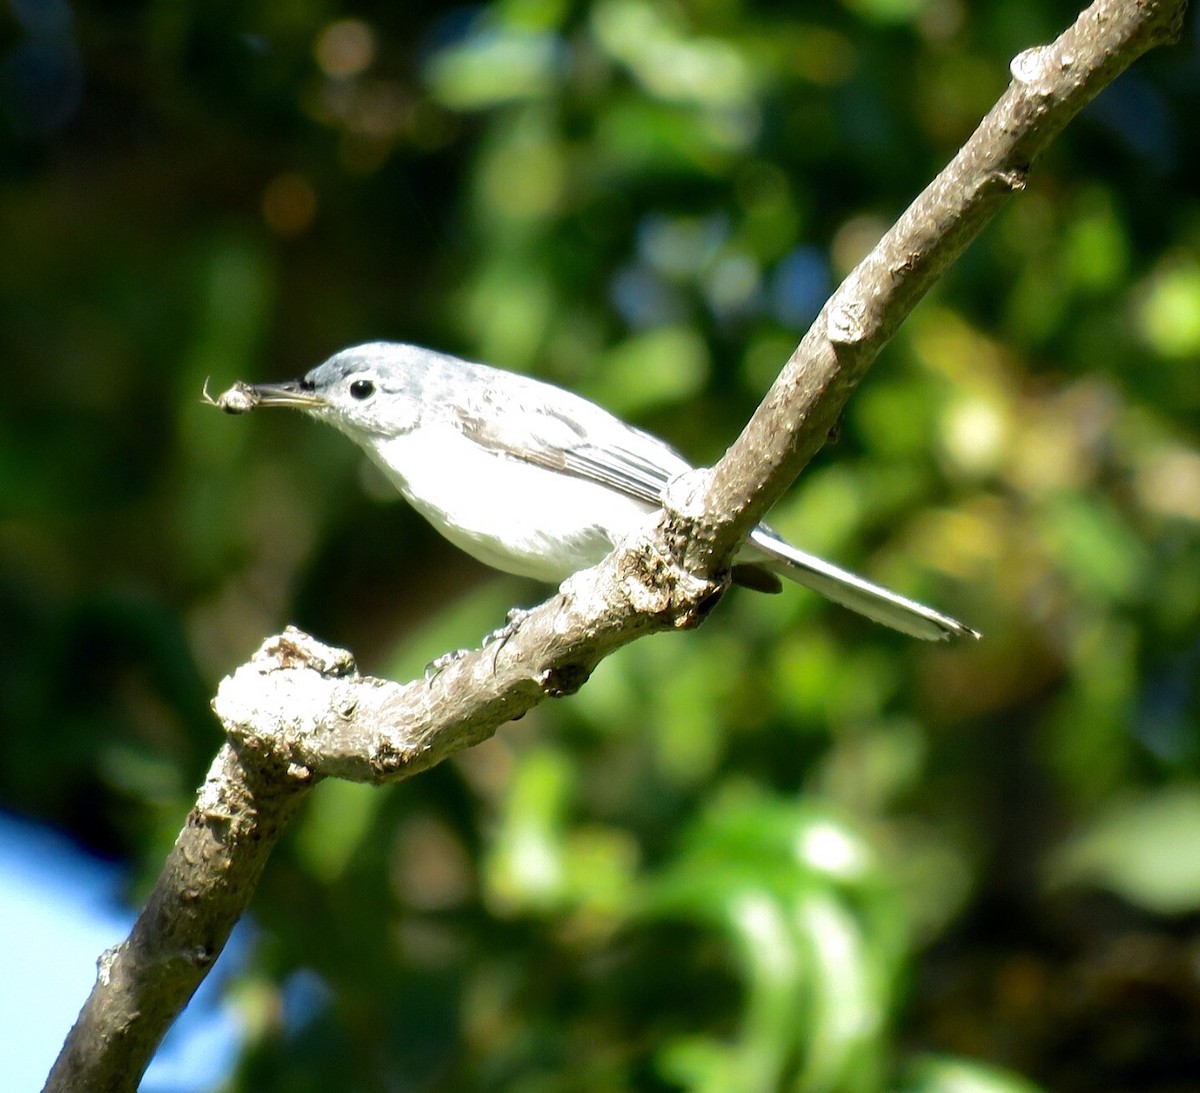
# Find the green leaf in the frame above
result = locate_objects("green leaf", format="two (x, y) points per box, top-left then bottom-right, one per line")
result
(1051, 786), (1200, 915)
(902, 1054), (1048, 1093)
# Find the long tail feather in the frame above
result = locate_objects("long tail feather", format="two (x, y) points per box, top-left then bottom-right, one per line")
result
(748, 528), (979, 641)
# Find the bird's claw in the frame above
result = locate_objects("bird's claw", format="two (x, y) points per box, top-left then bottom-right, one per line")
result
(483, 607), (533, 649)
(424, 648), (469, 680)
(424, 608), (533, 680)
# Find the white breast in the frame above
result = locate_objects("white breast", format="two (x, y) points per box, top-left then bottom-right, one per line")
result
(366, 423), (658, 582)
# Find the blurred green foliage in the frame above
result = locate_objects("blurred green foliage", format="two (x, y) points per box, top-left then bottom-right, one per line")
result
(2, 1), (1199, 1090)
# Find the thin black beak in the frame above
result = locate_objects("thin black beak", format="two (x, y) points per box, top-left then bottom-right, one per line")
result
(245, 380), (326, 409)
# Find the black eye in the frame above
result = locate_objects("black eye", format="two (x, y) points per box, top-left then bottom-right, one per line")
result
(349, 379), (375, 400)
(299, 376), (316, 392)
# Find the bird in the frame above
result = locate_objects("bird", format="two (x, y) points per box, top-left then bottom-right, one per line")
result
(210, 341), (978, 641)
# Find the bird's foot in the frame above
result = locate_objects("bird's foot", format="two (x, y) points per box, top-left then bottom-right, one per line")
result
(423, 608), (533, 680)
(424, 648), (469, 680)
(483, 606), (533, 650)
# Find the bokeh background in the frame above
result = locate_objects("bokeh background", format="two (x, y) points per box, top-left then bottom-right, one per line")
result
(3, 1), (1199, 1090)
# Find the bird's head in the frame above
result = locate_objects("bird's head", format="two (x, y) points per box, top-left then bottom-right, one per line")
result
(244, 343), (427, 441)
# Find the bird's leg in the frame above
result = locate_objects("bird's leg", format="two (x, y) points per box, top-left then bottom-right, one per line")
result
(484, 606), (533, 650)
(424, 648), (469, 680)
(485, 607), (533, 677)
(423, 607), (534, 680)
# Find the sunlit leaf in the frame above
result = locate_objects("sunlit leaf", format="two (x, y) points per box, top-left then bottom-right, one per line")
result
(1052, 786), (1200, 914)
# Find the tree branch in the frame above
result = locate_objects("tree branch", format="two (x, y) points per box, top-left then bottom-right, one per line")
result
(44, 2), (1188, 1089)
(674, 0), (1187, 572)
(44, 735), (312, 1092)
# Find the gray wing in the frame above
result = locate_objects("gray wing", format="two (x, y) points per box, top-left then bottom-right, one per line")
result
(454, 383), (784, 593)
(454, 376), (688, 507)
(445, 358), (783, 593)
(516, 433), (678, 505)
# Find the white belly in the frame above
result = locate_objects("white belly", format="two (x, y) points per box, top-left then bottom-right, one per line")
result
(367, 425), (659, 582)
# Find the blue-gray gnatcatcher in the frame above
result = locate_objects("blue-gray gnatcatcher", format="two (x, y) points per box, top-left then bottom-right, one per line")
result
(210, 342), (978, 641)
